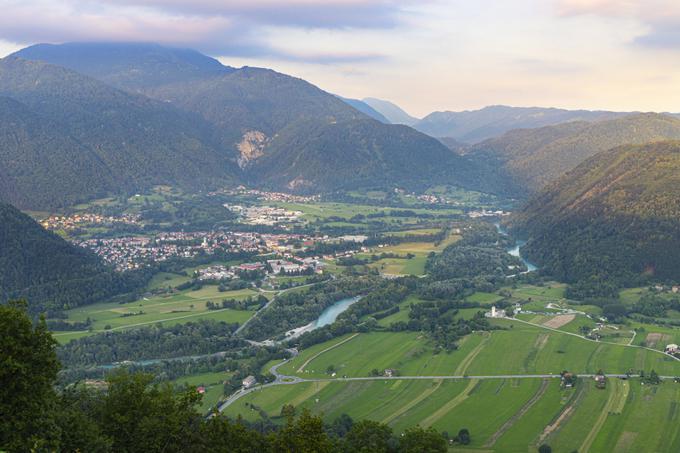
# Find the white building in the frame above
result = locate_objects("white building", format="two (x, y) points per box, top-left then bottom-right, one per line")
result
(242, 376), (257, 389)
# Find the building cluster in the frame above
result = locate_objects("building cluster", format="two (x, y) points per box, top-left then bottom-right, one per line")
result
(195, 257), (325, 281)
(467, 209), (511, 219)
(41, 213), (140, 231)
(224, 204), (303, 226)
(79, 231), (268, 271)
(210, 186), (319, 203)
(78, 229), (363, 272)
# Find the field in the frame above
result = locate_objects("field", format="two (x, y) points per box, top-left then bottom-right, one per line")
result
(360, 231), (461, 276)
(279, 320), (680, 380)
(224, 374), (680, 451)
(172, 371), (231, 413)
(223, 318), (680, 450)
(52, 285), (260, 343)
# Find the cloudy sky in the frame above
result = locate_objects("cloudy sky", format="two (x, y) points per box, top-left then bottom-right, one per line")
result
(1, 0), (679, 117)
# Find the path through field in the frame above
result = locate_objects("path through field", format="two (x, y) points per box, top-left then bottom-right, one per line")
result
(483, 378), (550, 447)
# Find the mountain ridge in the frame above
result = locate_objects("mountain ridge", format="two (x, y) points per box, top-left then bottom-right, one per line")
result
(510, 140), (680, 296)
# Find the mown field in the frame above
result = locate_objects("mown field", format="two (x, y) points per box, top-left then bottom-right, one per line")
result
(356, 230), (461, 276)
(225, 320), (680, 451)
(279, 320), (680, 380)
(52, 286), (260, 343)
(225, 375), (680, 451)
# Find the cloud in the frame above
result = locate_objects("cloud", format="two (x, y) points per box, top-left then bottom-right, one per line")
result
(0, 0), (414, 62)
(102, 0), (415, 29)
(557, 0), (680, 48)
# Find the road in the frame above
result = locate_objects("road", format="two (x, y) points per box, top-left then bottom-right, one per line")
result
(216, 341), (659, 413)
(216, 314), (680, 413)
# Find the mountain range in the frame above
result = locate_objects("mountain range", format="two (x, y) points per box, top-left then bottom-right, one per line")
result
(510, 141), (680, 297)
(2, 42), (481, 209)
(412, 105), (629, 144)
(466, 113), (680, 195)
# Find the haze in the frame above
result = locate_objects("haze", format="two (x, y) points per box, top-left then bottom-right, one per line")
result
(0, 0), (678, 118)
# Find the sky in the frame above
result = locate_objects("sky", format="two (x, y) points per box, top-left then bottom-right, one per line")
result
(1, 0), (680, 117)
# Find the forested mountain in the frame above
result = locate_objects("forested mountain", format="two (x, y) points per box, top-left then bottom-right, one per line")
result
(510, 141), (680, 297)
(8, 42), (492, 200)
(362, 97), (419, 125)
(0, 203), (141, 314)
(0, 56), (240, 209)
(14, 42), (233, 90)
(468, 113), (680, 195)
(414, 105), (627, 143)
(251, 118), (480, 192)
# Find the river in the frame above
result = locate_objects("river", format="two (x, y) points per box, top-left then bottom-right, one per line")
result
(283, 296), (362, 340)
(495, 222), (538, 273)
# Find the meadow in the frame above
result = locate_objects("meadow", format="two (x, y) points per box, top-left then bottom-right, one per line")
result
(52, 285), (260, 343)
(172, 371), (232, 413)
(224, 373), (680, 451)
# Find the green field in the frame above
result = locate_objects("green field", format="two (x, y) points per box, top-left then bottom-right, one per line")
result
(224, 321), (680, 450)
(172, 371), (231, 413)
(279, 320), (680, 380)
(224, 375), (680, 451)
(52, 286), (259, 343)
(361, 233), (461, 276)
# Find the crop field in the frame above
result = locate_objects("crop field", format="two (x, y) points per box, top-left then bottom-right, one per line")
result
(278, 331), (489, 378)
(224, 373), (680, 451)
(52, 286), (259, 343)
(281, 319), (680, 379)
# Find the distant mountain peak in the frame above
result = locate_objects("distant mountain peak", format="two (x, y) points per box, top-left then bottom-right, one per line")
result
(362, 97), (419, 126)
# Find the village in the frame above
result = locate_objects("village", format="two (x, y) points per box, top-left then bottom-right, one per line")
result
(40, 212), (141, 231)
(78, 229), (372, 273)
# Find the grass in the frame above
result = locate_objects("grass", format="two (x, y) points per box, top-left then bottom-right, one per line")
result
(52, 286), (259, 343)
(466, 292), (504, 305)
(280, 319), (680, 380)
(224, 321), (680, 449)
(279, 331), (488, 378)
(362, 233), (461, 276)
(172, 371), (231, 413)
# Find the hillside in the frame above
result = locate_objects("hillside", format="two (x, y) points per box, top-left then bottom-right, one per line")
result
(14, 42), (233, 90)
(510, 141), (680, 297)
(11, 42), (492, 198)
(362, 97), (419, 125)
(468, 113), (680, 194)
(414, 105), (627, 143)
(0, 203), (140, 314)
(249, 118), (479, 192)
(0, 56), (240, 209)
(339, 97), (390, 123)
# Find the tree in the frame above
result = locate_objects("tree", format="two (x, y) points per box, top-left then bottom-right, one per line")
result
(456, 428), (471, 445)
(281, 404), (296, 419)
(328, 413), (354, 438)
(345, 420), (393, 452)
(0, 300), (60, 451)
(399, 426), (447, 452)
(101, 371), (203, 452)
(271, 408), (333, 453)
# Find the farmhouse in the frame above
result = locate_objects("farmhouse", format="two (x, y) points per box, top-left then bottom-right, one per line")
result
(242, 376), (256, 389)
(665, 344), (679, 354)
(594, 373), (606, 389)
(561, 372), (576, 388)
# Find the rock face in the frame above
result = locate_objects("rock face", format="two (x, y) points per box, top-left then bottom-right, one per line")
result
(237, 131), (268, 168)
